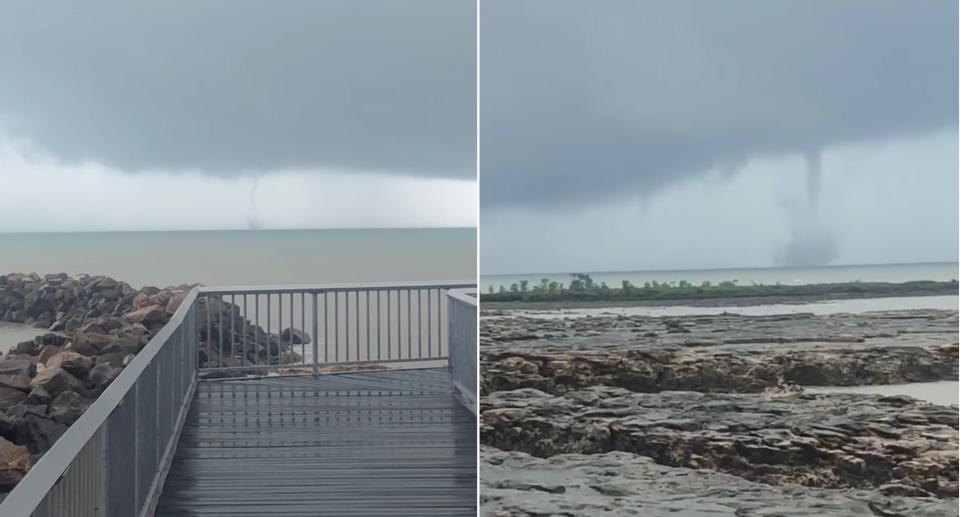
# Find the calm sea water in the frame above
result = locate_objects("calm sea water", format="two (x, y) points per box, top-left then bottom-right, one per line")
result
(0, 228), (476, 354)
(481, 262), (958, 291)
(0, 228), (476, 288)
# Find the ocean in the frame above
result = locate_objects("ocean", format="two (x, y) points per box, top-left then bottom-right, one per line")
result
(0, 228), (476, 350)
(0, 228), (476, 288)
(481, 262), (958, 292)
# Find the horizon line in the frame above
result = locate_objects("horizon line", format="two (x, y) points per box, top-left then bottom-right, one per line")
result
(481, 261), (959, 278)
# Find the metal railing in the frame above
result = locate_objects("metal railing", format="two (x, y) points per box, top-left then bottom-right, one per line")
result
(447, 288), (477, 404)
(0, 288), (199, 517)
(0, 280), (475, 517)
(196, 281), (473, 375)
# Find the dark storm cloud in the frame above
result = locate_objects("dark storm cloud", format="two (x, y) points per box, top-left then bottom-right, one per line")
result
(481, 0), (958, 207)
(0, 0), (475, 177)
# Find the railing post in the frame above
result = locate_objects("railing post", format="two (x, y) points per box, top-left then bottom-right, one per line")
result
(312, 292), (319, 376)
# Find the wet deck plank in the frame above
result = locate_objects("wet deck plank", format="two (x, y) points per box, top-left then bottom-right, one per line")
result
(155, 368), (476, 516)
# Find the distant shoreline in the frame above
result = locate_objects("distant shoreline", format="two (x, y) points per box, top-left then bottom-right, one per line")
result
(481, 279), (959, 309)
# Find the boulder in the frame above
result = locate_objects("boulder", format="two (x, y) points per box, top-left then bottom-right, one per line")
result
(94, 353), (127, 368)
(0, 358), (34, 377)
(280, 328), (311, 345)
(67, 332), (116, 356)
(0, 374), (31, 392)
(10, 340), (37, 355)
(47, 391), (88, 425)
(37, 345), (62, 365)
(0, 436), (30, 490)
(99, 333), (142, 355)
(0, 387), (26, 410)
(29, 368), (82, 396)
(25, 386), (52, 405)
(35, 332), (68, 347)
(88, 363), (121, 391)
(123, 304), (167, 326)
(46, 351), (94, 378)
(15, 414), (68, 453)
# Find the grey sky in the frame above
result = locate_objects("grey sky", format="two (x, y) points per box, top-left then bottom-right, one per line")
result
(0, 0), (476, 231)
(480, 0), (958, 273)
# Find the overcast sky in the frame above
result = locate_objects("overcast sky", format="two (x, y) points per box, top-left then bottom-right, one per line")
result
(0, 0), (476, 232)
(481, 0), (958, 274)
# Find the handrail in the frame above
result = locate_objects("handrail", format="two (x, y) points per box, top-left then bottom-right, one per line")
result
(198, 280), (474, 294)
(0, 288), (200, 516)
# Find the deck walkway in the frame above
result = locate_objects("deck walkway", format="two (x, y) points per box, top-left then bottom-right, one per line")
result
(154, 368), (476, 516)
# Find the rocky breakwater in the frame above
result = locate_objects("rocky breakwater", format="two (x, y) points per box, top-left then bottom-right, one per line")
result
(481, 308), (960, 514)
(197, 295), (307, 371)
(0, 273), (306, 496)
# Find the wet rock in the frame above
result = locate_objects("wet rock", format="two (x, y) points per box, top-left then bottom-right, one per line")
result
(25, 386), (52, 405)
(0, 358), (34, 377)
(88, 363), (120, 390)
(10, 340), (37, 355)
(36, 345), (61, 365)
(280, 328), (311, 345)
(29, 368), (82, 396)
(68, 332), (116, 356)
(35, 332), (68, 348)
(14, 415), (68, 454)
(47, 391), (89, 425)
(481, 446), (958, 517)
(482, 311), (958, 395)
(123, 304), (166, 326)
(481, 386), (959, 499)
(0, 374), (31, 392)
(0, 436), (30, 490)
(0, 387), (27, 410)
(45, 351), (93, 378)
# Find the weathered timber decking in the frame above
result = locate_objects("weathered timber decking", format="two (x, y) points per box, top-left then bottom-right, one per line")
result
(154, 368), (476, 516)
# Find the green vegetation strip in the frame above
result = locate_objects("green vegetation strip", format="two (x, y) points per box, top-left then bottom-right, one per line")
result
(481, 274), (959, 303)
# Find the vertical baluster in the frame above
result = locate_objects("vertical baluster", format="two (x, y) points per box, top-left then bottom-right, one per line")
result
(218, 294), (224, 368)
(324, 292), (329, 366)
(335, 291), (339, 362)
(407, 289), (412, 359)
(427, 288), (432, 358)
(301, 292), (306, 365)
(386, 290), (391, 360)
(266, 294), (272, 366)
(418, 289), (423, 359)
(366, 290), (370, 361)
(205, 294), (211, 369)
(377, 290), (381, 360)
(312, 292), (319, 376)
(438, 288), (443, 357)
(254, 294), (259, 367)
(242, 294), (247, 368)
(345, 291), (351, 362)
(279, 293), (284, 366)
(230, 294), (236, 368)
(355, 290), (359, 363)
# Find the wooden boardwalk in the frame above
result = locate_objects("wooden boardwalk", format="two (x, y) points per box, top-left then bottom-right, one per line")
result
(154, 368), (476, 516)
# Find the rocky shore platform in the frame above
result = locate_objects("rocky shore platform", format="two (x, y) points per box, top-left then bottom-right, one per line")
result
(0, 273), (305, 495)
(481, 308), (959, 515)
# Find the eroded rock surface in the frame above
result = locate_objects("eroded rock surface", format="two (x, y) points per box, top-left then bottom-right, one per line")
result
(482, 387), (958, 498)
(481, 308), (960, 513)
(482, 310), (958, 395)
(482, 446), (959, 517)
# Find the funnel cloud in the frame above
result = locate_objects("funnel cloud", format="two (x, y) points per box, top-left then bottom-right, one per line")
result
(481, 0), (957, 273)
